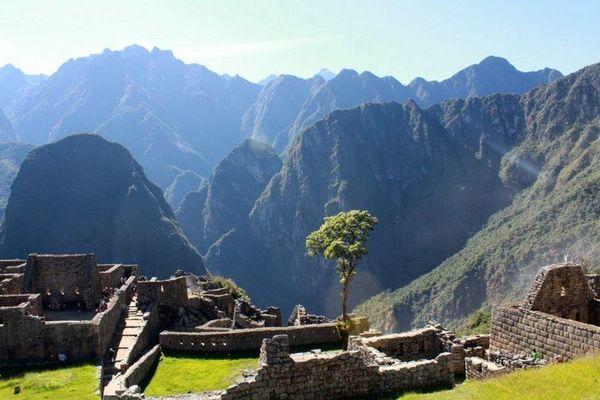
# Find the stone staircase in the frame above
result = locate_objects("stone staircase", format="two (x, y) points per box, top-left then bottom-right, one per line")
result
(102, 296), (146, 388)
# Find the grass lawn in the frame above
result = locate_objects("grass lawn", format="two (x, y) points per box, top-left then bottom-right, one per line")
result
(143, 351), (259, 397)
(0, 362), (98, 400)
(396, 354), (600, 400)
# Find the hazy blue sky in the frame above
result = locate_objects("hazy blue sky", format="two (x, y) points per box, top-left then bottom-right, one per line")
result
(0, 0), (598, 82)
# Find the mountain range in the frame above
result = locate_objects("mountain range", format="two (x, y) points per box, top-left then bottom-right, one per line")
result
(0, 48), (561, 196)
(3, 45), (595, 326)
(204, 62), (599, 320)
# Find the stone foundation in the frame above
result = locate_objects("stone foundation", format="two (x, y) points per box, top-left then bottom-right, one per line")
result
(491, 305), (600, 360)
(222, 334), (454, 400)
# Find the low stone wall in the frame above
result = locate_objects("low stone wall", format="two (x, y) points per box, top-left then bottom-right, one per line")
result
(103, 345), (162, 400)
(222, 335), (454, 400)
(137, 277), (188, 307)
(491, 305), (600, 360)
(123, 344), (161, 387)
(126, 302), (160, 366)
(465, 356), (508, 380)
(160, 323), (342, 353)
(95, 277), (135, 356)
(356, 326), (443, 361)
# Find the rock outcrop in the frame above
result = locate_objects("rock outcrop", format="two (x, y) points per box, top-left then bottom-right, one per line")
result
(177, 139), (282, 254)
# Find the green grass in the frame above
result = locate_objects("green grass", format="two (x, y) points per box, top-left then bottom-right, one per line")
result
(395, 354), (600, 400)
(0, 362), (98, 400)
(143, 351), (259, 396)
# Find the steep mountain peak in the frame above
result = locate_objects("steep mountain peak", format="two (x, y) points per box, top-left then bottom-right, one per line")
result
(335, 68), (360, 80)
(0, 133), (205, 277)
(477, 55), (515, 69)
(317, 68), (336, 81)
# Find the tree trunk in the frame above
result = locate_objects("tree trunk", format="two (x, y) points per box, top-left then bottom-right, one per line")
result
(341, 282), (350, 350)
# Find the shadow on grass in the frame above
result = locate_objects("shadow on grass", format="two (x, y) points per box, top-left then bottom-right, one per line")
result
(0, 360), (95, 380)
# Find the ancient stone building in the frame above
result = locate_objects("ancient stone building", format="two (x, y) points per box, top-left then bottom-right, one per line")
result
(462, 262), (600, 380)
(0, 254), (138, 363)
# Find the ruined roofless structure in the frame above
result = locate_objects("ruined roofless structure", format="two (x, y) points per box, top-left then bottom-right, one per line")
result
(0, 254), (138, 363)
(464, 262), (600, 380)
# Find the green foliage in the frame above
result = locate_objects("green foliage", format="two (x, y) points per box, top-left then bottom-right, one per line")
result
(0, 362), (98, 399)
(306, 210), (378, 284)
(456, 308), (492, 337)
(207, 275), (250, 302)
(143, 352), (258, 396)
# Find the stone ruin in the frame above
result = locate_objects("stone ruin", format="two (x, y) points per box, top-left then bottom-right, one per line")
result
(465, 262), (600, 380)
(0, 254), (138, 363)
(3, 256), (600, 399)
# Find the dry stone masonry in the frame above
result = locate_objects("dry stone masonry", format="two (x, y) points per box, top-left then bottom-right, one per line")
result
(3, 257), (600, 399)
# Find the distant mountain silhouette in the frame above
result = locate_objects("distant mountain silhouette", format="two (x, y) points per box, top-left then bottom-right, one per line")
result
(244, 56), (562, 152)
(0, 64), (46, 114)
(0, 134), (205, 278)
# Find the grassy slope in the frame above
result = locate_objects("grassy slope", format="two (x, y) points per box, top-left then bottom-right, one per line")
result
(0, 362), (98, 400)
(397, 354), (600, 400)
(143, 352), (258, 396)
(357, 121), (600, 331)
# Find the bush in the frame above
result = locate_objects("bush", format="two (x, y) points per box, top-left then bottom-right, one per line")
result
(206, 275), (250, 302)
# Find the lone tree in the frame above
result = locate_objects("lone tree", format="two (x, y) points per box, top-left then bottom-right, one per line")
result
(306, 210), (378, 348)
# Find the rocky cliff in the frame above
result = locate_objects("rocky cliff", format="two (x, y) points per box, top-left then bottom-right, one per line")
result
(357, 63), (600, 331)
(177, 139), (282, 254)
(0, 134), (205, 278)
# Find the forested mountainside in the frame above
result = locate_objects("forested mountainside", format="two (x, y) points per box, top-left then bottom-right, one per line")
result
(0, 142), (35, 220)
(206, 62), (599, 317)
(357, 63), (600, 331)
(177, 139), (282, 254)
(246, 56), (561, 152)
(0, 134), (205, 278)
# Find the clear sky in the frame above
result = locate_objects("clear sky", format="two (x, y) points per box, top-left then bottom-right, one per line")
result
(0, 0), (598, 83)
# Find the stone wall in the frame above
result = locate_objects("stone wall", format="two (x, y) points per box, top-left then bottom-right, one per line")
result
(491, 305), (600, 360)
(222, 335), (454, 400)
(126, 302), (160, 367)
(103, 345), (162, 400)
(465, 356), (508, 380)
(137, 277), (188, 307)
(0, 273), (23, 295)
(0, 294), (42, 322)
(586, 274), (600, 297)
(523, 263), (595, 323)
(0, 276), (134, 363)
(160, 323), (343, 353)
(356, 326), (443, 361)
(95, 277), (135, 356)
(99, 265), (125, 290)
(21, 254), (101, 311)
(122, 344), (161, 388)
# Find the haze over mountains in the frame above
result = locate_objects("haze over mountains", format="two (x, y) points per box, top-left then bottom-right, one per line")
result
(0, 46), (561, 193)
(2, 44), (595, 328)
